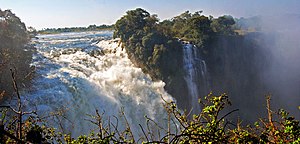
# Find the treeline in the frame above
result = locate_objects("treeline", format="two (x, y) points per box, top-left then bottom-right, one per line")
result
(38, 24), (114, 34)
(114, 8), (237, 80)
(0, 9), (34, 101)
(113, 8), (239, 108)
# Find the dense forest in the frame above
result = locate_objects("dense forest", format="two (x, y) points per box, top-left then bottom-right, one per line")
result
(0, 8), (299, 143)
(113, 8), (270, 114)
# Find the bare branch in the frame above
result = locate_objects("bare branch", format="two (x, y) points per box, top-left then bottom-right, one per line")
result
(139, 124), (149, 142)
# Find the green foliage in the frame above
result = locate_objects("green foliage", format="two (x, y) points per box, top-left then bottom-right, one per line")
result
(228, 97), (300, 143)
(0, 9), (35, 100)
(114, 8), (183, 82)
(1, 92), (300, 143)
(167, 11), (214, 48)
(113, 8), (239, 90)
(71, 94), (300, 143)
(211, 15), (236, 35)
(163, 93), (232, 143)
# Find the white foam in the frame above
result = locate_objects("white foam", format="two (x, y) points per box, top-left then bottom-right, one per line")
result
(25, 32), (174, 137)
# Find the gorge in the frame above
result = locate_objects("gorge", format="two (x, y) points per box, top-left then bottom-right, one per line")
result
(1, 7), (300, 143)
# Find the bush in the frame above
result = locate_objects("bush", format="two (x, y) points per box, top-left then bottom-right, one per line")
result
(0, 9), (35, 101)
(1, 92), (299, 143)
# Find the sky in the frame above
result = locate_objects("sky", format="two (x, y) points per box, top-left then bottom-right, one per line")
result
(1, 0), (300, 30)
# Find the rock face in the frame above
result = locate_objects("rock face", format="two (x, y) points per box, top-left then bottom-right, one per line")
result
(205, 34), (273, 122)
(161, 41), (210, 113)
(164, 33), (273, 121)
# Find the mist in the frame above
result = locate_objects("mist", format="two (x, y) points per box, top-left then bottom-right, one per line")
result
(211, 13), (300, 123)
(260, 14), (300, 115)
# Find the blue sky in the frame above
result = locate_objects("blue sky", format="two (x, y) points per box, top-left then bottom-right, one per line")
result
(1, 0), (300, 30)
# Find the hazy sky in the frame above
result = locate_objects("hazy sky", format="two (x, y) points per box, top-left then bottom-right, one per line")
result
(1, 0), (300, 30)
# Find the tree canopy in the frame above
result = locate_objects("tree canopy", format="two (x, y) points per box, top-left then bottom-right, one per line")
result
(114, 8), (183, 82)
(113, 8), (237, 83)
(0, 9), (34, 100)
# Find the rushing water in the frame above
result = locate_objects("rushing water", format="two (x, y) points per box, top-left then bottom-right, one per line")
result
(23, 31), (174, 137)
(182, 42), (210, 114)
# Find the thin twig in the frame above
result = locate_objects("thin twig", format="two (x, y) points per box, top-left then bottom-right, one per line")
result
(217, 109), (239, 124)
(10, 68), (22, 140)
(139, 124), (149, 142)
(120, 107), (135, 142)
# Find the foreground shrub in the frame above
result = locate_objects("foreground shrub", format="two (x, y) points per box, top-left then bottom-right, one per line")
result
(1, 91), (299, 143)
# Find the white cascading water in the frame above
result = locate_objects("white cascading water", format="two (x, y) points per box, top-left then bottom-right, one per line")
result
(22, 31), (174, 137)
(182, 42), (210, 114)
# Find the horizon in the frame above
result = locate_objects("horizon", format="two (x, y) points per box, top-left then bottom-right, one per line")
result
(1, 0), (300, 30)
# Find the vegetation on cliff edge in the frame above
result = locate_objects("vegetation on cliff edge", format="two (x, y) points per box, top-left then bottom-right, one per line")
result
(113, 8), (237, 83)
(0, 9), (35, 101)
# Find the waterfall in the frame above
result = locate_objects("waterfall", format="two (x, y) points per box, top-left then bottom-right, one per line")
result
(182, 42), (210, 114)
(21, 31), (174, 137)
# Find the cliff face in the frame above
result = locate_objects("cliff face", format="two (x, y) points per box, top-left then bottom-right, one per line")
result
(164, 33), (274, 121)
(207, 34), (270, 93)
(205, 34), (272, 121)
(164, 42), (210, 112)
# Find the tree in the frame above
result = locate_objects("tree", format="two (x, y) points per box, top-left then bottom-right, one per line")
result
(211, 15), (236, 35)
(88, 24), (97, 30)
(113, 8), (155, 41)
(185, 15), (212, 47)
(0, 9), (34, 100)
